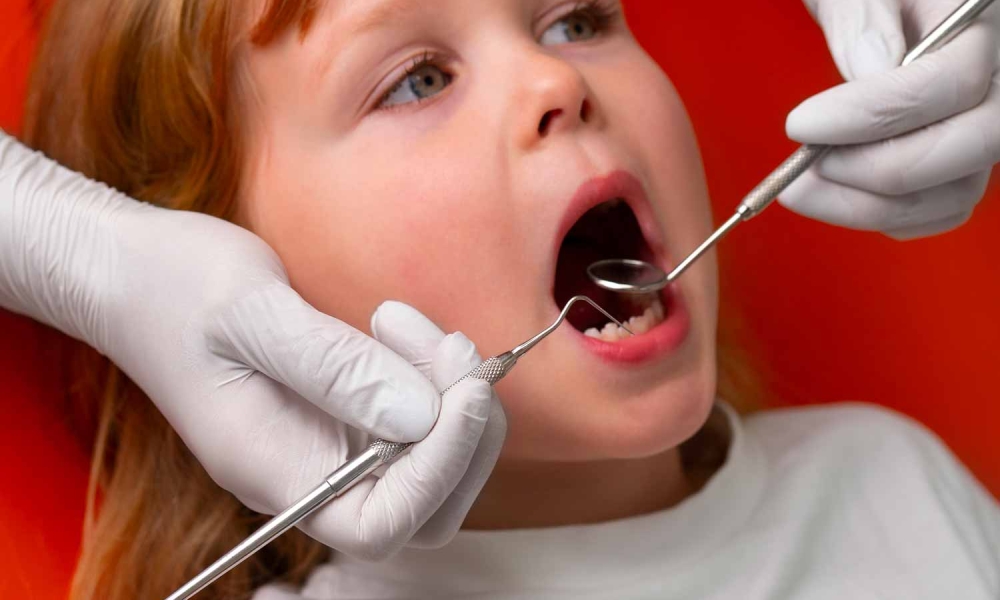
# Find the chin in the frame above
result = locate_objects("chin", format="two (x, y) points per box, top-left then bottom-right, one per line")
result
(500, 359), (718, 462)
(587, 369), (718, 459)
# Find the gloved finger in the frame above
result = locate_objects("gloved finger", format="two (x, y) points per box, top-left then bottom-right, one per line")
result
(371, 303), (506, 548)
(370, 300), (448, 380)
(786, 23), (997, 145)
(203, 283), (440, 443)
(884, 208), (975, 241)
(778, 168), (987, 232)
(308, 372), (492, 560)
(813, 79), (1000, 195)
(803, 0), (905, 80)
(410, 332), (506, 549)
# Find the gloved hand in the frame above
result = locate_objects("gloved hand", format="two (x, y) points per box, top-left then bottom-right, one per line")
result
(782, 0), (1000, 240)
(0, 133), (504, 559)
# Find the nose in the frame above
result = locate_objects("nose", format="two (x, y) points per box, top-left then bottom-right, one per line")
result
(512, 51), (596, 150)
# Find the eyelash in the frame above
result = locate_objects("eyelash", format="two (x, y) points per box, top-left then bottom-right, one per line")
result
(569, 0), (618, 34)
(375, 0), (620, 112)
(374, 51), (444, 113)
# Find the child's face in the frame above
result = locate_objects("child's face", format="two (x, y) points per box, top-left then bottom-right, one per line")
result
(241, 0), (718, 461)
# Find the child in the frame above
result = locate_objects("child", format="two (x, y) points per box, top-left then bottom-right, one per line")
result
(23, 0), (999, 598)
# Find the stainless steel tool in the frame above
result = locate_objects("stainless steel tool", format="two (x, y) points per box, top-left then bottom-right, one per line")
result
(589, 0), (997, 296)
(167, 295), (630, 600)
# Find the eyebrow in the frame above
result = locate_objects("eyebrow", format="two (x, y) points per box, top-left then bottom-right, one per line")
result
(310, 0), (430, 85)
(346, 0), (429, 37)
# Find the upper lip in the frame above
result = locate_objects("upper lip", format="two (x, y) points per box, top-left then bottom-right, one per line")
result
(550, 169), (669, 291)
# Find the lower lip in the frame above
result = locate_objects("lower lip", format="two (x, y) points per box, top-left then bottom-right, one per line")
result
(571, 287), (691, 364)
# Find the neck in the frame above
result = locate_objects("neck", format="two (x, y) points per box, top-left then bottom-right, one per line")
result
(462, 448), (694, 530)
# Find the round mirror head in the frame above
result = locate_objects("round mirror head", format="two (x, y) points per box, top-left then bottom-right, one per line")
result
(586, 258), (667, 295)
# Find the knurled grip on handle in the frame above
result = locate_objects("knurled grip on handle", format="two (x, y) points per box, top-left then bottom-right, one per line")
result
(738, 144), (829, 218)
(368, 352), (517, 462)
(440, 352), (516, 391)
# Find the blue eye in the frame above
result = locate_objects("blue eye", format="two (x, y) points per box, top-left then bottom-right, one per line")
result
(374, 2), (617, 112)
(540, 1), (616, 46)
(541, 13), (597, 45)
(379, 59), (453, 109)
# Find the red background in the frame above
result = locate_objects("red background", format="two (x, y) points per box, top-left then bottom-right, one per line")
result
(2, 1), (998, 597)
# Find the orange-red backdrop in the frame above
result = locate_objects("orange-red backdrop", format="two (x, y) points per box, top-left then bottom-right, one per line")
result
(2, 1), (998, 598)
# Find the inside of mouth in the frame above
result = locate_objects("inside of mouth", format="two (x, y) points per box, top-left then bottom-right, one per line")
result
(553, 198), (668, 338)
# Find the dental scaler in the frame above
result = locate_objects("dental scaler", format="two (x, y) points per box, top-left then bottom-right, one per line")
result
(589, 0), (996, 296)
(167, 296), (630, 600)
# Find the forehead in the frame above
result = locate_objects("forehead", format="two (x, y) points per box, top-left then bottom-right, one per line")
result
(325, 0), (428, 35)
(276, 0), (494, 81)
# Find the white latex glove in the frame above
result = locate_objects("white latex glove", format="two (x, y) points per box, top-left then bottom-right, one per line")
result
(782, 0), (1000, 240)
(0, 133), (504, 559)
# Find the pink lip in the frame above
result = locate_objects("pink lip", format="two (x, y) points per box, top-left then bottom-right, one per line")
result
(552, 170), (667, 275)
(551, 169), (690, 365)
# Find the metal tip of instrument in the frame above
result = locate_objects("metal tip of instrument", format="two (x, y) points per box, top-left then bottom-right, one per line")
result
(573, 295), (635, 336)
(510, 295), (632, 359)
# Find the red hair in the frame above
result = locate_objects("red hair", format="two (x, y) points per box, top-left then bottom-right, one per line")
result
(24, 1), (324, 598)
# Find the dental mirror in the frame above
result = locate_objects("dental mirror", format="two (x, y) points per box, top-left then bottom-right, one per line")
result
(587, 258), (668, 295)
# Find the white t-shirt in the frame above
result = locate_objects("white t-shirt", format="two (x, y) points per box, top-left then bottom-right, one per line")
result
(254, 403), (1000, 599)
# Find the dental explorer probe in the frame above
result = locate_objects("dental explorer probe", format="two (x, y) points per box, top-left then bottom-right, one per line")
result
(589, 0), (996, 296)
(166, 296), (631, 600)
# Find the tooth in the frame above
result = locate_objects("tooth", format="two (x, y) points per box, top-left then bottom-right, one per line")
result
(630, 312), (650, 334)
(600, 321), (624, 341)
(651, 298), (665, 320)
(584, 297), (668, 343)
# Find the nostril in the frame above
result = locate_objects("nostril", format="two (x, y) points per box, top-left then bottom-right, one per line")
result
(538, 109), (562, 135)
(538, 99), (592, 136)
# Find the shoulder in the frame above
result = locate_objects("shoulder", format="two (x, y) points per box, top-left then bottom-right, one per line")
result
(746, 400), (924, 436)
(742, 402), (1000, 562)
(744, 402), (952, 472)
(743, 402), (1000, 525)
(707, 404), (1000, 596)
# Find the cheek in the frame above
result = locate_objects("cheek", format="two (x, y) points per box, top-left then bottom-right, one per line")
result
(615, 60), (714, 238)
(242, 129), (523, 342)
(631, 60), (718, 321)
(598, 56), (718, 319)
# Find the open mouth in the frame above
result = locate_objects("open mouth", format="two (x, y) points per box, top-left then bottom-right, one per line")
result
(553, 197), (670, 343)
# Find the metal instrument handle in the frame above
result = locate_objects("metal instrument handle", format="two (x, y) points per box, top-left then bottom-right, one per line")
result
(166, 352), (517, 600)
(364, 351), (518, 461)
